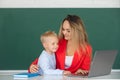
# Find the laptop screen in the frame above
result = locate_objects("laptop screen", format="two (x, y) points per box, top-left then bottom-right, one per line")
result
(88, 50), (118, 77)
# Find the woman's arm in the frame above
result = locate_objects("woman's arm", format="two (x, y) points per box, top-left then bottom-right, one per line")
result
(75, 45), (92, 75)
(28, 58), (39, 73)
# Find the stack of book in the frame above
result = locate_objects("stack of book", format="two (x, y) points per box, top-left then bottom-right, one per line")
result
(13, 72), (39, 79)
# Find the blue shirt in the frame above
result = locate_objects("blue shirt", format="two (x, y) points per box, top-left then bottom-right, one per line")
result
(38, 50), (63, 75)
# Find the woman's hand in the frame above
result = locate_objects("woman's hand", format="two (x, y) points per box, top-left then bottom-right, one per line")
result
(29, 64), (39, 73)
(75, 69), (88, 75)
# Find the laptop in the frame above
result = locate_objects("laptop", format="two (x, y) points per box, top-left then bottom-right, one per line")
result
(68, 50), (118, 78)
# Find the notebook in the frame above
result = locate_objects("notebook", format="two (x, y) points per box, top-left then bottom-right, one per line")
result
(68, 50), (118, 78)
(13, 72), (39, 79)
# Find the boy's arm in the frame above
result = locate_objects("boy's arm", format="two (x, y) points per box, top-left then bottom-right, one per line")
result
(38, 55), (63, 75)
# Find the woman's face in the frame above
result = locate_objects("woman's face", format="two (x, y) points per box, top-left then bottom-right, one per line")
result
(62, 20), (72, 40)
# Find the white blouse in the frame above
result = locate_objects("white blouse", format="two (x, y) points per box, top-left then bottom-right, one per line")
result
(65, 56), (74, 68)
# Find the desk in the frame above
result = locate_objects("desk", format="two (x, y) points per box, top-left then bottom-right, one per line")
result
(0, 70), (120, 80)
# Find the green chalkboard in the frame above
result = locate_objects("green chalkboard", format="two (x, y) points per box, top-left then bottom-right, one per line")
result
(0, 8), (120, 70)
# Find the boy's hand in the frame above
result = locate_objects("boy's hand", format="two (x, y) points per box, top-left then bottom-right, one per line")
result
(63, 71), (71, 75)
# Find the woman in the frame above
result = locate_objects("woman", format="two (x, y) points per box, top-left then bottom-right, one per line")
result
(28, 15), (92, 75)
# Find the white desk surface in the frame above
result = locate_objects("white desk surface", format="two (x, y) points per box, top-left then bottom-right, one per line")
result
(0, 70), (120, 80)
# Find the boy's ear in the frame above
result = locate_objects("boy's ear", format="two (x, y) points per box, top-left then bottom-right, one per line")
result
(43, 42), (47, 48)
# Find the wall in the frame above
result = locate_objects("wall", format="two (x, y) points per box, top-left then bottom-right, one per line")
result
(0, 8), (120, 70)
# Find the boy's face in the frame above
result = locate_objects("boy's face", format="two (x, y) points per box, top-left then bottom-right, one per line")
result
(43, 36), (59, 54)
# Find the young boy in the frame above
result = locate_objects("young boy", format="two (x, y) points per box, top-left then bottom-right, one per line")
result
(38, 31), (71, 75)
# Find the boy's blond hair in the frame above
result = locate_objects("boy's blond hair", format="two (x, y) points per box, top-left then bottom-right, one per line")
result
(40, 31), (58, 44)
